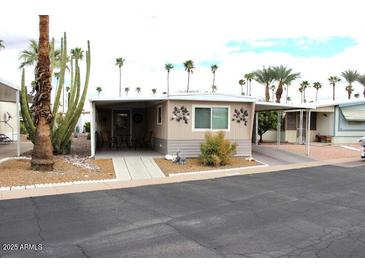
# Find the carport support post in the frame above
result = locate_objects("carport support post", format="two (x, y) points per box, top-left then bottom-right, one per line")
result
(255, 112), (259, 145)
(277, 111), (281, 146)
(16, 89), (20, 157)
(90, 101), (96, 158)
(306, 110), (311, 156)
(299, 110), (303, 144)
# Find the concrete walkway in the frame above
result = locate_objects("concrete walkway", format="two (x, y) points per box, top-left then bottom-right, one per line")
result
(0, 141), (33, 159)
(252, 145), (314, 166)
(112, 157), (165, 181)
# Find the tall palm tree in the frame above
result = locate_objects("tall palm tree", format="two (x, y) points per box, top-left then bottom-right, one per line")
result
(183, 60), (195, 92)
(254, 67), (274, 102)
(272, 65), (300, 103)
(71, 47), (83, 61)
(124, 87), (130, 96)
(341, 70), (359, 99)
(313, 82), (322, 102)
(328, 76), (341, 101)
(0, 40), (5, 50)
(244, 72), (255, 96)
(19, 39), (60, 71)
(96, 87), (102, 95)
(299, 80), (310, 103)
(19, 39), (38, 68)
(165, 63), (174, 95)
(136, 87), (141, 95)
(238, 79), (246, 95)
(356, 75), (365, 98)
(31, 15), (54, 171)
(210, 64), (218, 92)
(115, 57), (125, 96)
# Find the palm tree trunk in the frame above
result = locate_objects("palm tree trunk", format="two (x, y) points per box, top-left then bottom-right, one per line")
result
(241, 85), (243, 95)
(246, 81), (248, 95)
(348, 85), (352, 99)
(167, 71), (170, 95)
(31, 15), (54, 171)
(315, 89), (318, 102)
(276, 82), (283, 103)
(249, 80), (252, 96)
(119, 67), (121, 96)
(212, 73), (215, 92)
(265, 84), (270, 102)
(187, 72), (190, 93)
(333, 84), (335, 101)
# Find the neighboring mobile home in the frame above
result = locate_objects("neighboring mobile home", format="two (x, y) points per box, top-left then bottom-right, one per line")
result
(262, 99), (365, 144)
(89, 93), (256, 157)
(0, 79), (19, 141)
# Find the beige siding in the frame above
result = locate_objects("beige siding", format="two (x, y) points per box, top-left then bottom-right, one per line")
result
(167, 100), (253, 141)
(316, 112), (334, 136)
(146, 101), (168, 140)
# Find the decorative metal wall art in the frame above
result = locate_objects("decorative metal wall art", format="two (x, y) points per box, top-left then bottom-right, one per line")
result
(171, 106), (190, 124)
(232, 108), (249, 126)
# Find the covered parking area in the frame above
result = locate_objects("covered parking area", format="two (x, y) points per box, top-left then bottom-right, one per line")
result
(254, 102), (315, 156)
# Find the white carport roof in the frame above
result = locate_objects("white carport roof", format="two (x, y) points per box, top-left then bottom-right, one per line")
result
(255, 101), (315, 112)
(89, 93), (256, 104)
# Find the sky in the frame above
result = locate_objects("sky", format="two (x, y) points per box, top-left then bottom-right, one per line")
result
(1, 0), (365, 104)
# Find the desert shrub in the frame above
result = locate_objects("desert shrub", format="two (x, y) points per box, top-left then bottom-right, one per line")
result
(84, 122), (91, 133)
(200, 132), (237, 166)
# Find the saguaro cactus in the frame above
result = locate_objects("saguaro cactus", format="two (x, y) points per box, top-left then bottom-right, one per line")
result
(20, 32), (91, 154)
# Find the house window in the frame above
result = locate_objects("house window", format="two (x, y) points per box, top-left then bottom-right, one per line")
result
(194, 106), (229, 130)
(157, 105), (162, 125)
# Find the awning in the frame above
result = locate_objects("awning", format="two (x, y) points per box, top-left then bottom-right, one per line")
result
(341, 108), (365, 121)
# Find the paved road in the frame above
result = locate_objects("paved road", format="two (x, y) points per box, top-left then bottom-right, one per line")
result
(0, 141), (33, 159)
(252, 144), (313, 166)
(1, 162), (365, 257)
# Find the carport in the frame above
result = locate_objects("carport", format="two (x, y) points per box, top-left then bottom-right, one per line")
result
(254, 102), (315, 156)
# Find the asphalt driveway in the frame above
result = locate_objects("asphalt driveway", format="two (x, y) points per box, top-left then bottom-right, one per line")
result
(1, 162), (365, 257)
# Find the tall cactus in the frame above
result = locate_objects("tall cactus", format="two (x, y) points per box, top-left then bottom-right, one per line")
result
(20, 33), (91, 154)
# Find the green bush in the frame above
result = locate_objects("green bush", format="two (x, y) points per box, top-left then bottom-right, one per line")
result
(84, 122), (90, 133)
(200, 132), (237, 166)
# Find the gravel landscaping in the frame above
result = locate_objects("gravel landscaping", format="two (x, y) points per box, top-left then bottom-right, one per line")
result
(0, 157), (115, 187)
(154, 157), (259, 176)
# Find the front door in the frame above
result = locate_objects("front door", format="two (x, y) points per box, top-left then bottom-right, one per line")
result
(113, 110), (131, 139)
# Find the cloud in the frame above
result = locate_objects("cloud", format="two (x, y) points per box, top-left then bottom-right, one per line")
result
(226, 36), (357, 57)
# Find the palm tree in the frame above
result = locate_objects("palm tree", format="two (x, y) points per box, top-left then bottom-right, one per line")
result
(254, 67), (274, 102)
(31, 15), (54, 171)
(356, 75), (365, 98)
(115, 57), (125, 96)
(272, 65), (300, 103)
(96, 86), (102, 95)
(244, 72), (255, 96)
(183, 60), (195, 92)
(165, 63), (174, 95)
(136, 87), (141, 95)
(19, 39), (38, 68)
(71, 48), (83, 61)
(212, 85), (217, 93)
(238, 79), (246, 95)
(328, 76), (341, 101)
(299, 80), (310, 103)
(341, 70), (359, 99)
(211, 64), (218, 92)
(313, 82), (322, 102)
(124, 87), (130, 96)
(0, 40), (5, 50)
(19, 39), (60, 71)
(152, 88), (157, 95)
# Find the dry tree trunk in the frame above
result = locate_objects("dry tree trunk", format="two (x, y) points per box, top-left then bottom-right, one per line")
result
(31, 15), (54, 171)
